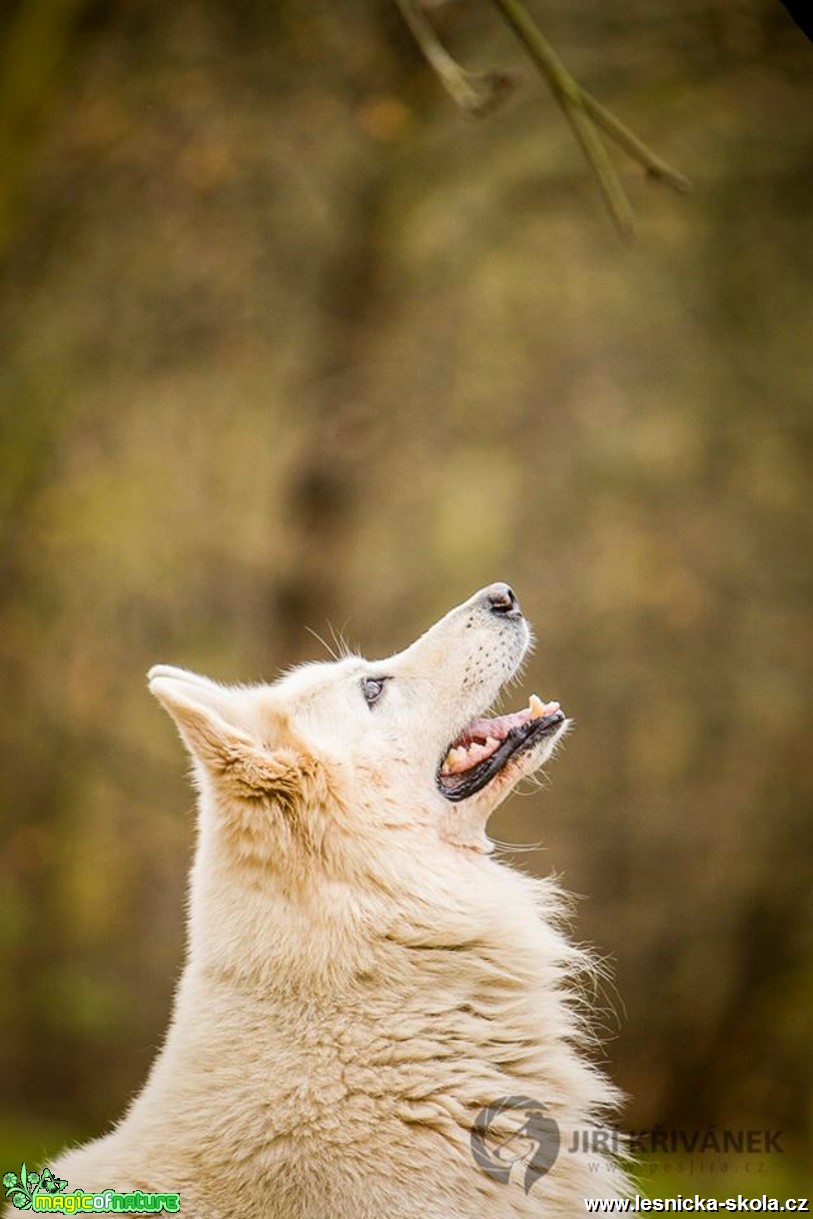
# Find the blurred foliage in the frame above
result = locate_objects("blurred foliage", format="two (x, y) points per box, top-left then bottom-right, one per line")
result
(636, 1155), (809, 1201)
(0, 0), (811, 1193)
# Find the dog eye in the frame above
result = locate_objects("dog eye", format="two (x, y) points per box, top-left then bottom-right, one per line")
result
(361, 677), (388, 707)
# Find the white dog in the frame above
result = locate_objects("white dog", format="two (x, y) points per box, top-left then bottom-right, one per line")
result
(42, 584), (630, 1216)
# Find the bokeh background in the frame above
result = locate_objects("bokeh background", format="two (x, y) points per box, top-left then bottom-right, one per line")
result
(1, 0), (811, 1198)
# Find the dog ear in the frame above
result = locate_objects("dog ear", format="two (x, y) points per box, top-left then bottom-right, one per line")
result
(147, 666), (305, 803)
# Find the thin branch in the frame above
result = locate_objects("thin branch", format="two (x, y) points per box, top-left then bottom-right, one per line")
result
(396, 0), (692, 239)
(395, 0), (517, 116)
(581, 91), (693, 194)
(489, 0), (692, 236)
(489, 0), (639, 239)
(560, 102), (638, 242)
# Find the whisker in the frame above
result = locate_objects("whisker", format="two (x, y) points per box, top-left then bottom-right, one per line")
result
(304, 625), (341, 661)
(328, 620), (355, 659)
(489, 835), (547, 855)
(304, 620), (357, 661)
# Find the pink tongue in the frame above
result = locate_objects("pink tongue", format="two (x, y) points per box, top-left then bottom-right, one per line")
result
(460, 708), (530, 745)
(441, 700), (561, 776)
(460, 702), (559, 745)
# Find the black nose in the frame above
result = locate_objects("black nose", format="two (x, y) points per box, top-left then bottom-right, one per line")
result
(484, 582), (521, 617)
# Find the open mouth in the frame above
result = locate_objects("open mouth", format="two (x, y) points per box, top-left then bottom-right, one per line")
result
(437, 694), (566, 802)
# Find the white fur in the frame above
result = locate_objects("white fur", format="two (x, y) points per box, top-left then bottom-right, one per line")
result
(42, 588), (631, 1216)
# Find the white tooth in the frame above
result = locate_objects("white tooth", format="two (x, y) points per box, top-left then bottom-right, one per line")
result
(529, 694), (545, 719)
(452, 747), (469, 769)
(485, 736), (499, 751)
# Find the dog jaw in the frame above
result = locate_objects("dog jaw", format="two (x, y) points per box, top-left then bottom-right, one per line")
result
(437, 715), (571, 851)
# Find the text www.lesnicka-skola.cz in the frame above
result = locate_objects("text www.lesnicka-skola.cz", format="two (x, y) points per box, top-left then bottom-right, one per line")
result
(583, 1197), (809, 1213)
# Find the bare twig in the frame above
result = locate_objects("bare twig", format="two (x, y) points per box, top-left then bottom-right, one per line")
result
(395, 0), (692, 240)
(581, 91), (693, 194)
(490, 0), (692, 236)
(394, 0), (517, 116)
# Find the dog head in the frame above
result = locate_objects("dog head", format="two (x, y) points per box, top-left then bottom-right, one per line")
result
(149, 584), (569, 868)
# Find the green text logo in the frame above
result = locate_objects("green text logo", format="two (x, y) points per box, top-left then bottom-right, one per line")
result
(4, 1165), (180, 1213)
